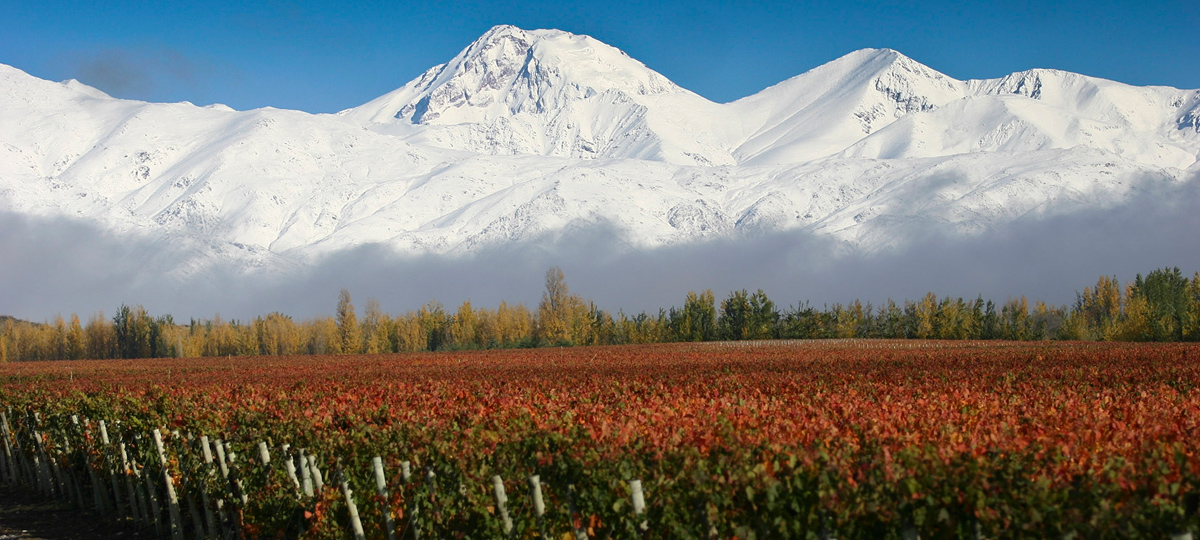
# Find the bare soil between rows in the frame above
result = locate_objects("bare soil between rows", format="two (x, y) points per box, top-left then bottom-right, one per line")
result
(0, 486), (147, 540)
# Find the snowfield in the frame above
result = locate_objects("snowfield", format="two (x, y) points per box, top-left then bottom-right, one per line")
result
(1, 25), (1198, 278)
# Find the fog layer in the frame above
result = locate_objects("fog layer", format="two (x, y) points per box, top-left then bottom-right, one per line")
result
(3, 175), (1198, 321)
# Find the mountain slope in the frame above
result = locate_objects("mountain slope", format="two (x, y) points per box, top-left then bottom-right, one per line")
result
(1, 27), (1198, 280)
(727, 48), (968, 166)
(342, 25), (736, 166)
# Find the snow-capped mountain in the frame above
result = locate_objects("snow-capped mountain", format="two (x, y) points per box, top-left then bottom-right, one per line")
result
(343, 25), (735, 166)
(1, 25), (1198, 278)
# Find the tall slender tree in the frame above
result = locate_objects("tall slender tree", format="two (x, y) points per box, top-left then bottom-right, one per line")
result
(336, 289), (361, 354)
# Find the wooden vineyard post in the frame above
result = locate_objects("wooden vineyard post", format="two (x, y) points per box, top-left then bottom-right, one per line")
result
(421, 468), (437, 540)
(629, 479), (648, 534)
(71, 415), (103, 513)
(5, 413), (25, 488)
(284, 452), (301, 494)
(27, 414), (44, 496)
(222, 441), (248, 505)
(172, 433), (207, 540)
(298, 450), (314, 497)
(2, 412), (23, 488)
(200, 436), (224, 539)
(29, 415), (53, 497)
(566, 484), (588, 540)
(528, 475), (546, 537)
(135, 433), (164, 533)
(339, 469), (366, 540)
(81, 419), (108, 515)
(0, 413), (11, 485)
(98, 420), (126, 518)
(64, 419), (87, 510)
(15, 413), (32, 488)
(372, 456), (398, 540)
(819, 516), (835, 540)
(215, 439), (247, 506)
(213, 439), (228, 479)
(399, 460), (419, 540)
(134, 456), (163, 534)
(0, 414), (8, 485)
(308, 453), (324, 493)
(491, 475), (513, 537)
(34, 413), (63, 500)
(403, 467), (435, 540)
(2, 412), (30, 488)
(257, 441), (270, 467)
(0, 412), (18, 486)
(45, 431), (71, 505)
(154, 429), (185, 540)
(0, 412), (15, 485)
(279, 444), (300, 494)
(119, 438), (144, 526)
(56, 427), (82, 509)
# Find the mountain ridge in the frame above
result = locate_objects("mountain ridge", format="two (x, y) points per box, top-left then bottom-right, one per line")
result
(1, 25), (1198, 280)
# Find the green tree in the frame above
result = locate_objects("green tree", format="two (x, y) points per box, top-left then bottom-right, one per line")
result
(779, 302), (823, 339)
(336, 289), (361, 354)
(718, 289), (777, 340)
(113, 304), (156, 358)
(1185, 272), (1200, 341)
(1000, 297), (1030, 340)
(669, 290), (717, 342)
(746, 290), (779, 340)
(718, 290), (751, 340)
(1128, 267), (1189, 341)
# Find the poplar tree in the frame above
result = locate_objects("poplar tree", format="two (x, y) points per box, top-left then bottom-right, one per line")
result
(336, 289), (361, 354)
(362, 299), (390, 354)
(66, 314), (85, 359)
(537, 267), (570, 344)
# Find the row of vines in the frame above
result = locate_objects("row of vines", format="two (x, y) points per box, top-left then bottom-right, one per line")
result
(0, 341), (1198, 538)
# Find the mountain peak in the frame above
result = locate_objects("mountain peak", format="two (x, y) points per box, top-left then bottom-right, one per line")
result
(470, 24), (563, 47)
(346, 25), (684, 124)
(3, 46), (1199, 282)
(341, 25), (727, 164)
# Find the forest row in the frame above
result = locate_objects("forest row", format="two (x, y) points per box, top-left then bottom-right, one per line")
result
(3, 267), (1200, 361)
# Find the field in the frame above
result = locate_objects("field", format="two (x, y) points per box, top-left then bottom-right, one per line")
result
(0, 340), (1197, 539)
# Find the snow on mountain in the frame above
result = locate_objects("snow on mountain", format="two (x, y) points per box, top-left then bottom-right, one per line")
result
(838, 69), (1200, 167)
(727, 48), (968, 166)
(1, 26), (1198, 279)
(342, 25), (735, 166)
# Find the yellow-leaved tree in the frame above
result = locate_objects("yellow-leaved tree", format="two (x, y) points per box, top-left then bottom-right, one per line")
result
(361, 299), (391, 354)
(336, 289), (361, 355)
(535, 267), (595, 346)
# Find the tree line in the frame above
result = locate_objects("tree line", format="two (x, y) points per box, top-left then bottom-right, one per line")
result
(2, 267), (1199, 362)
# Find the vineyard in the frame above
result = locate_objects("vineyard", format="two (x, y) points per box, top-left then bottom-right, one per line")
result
(0, 340), (1197, 539)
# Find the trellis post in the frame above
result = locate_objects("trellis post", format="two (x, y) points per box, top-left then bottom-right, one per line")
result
(630, 479), (648, 534)
(529, 475), (546, 537)
(154, 429), (185, 540)
(492, 475), (513, 536)
(373, 456), (397, 540)
(340, 471), (366, 540)
(200, 436), (224, 539)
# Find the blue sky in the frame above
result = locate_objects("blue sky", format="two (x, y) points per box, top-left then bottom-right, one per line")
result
(1, 0), (1197, 113)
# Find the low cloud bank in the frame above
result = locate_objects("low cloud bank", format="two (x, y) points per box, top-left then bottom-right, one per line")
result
(3, 174), (1198, 322)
